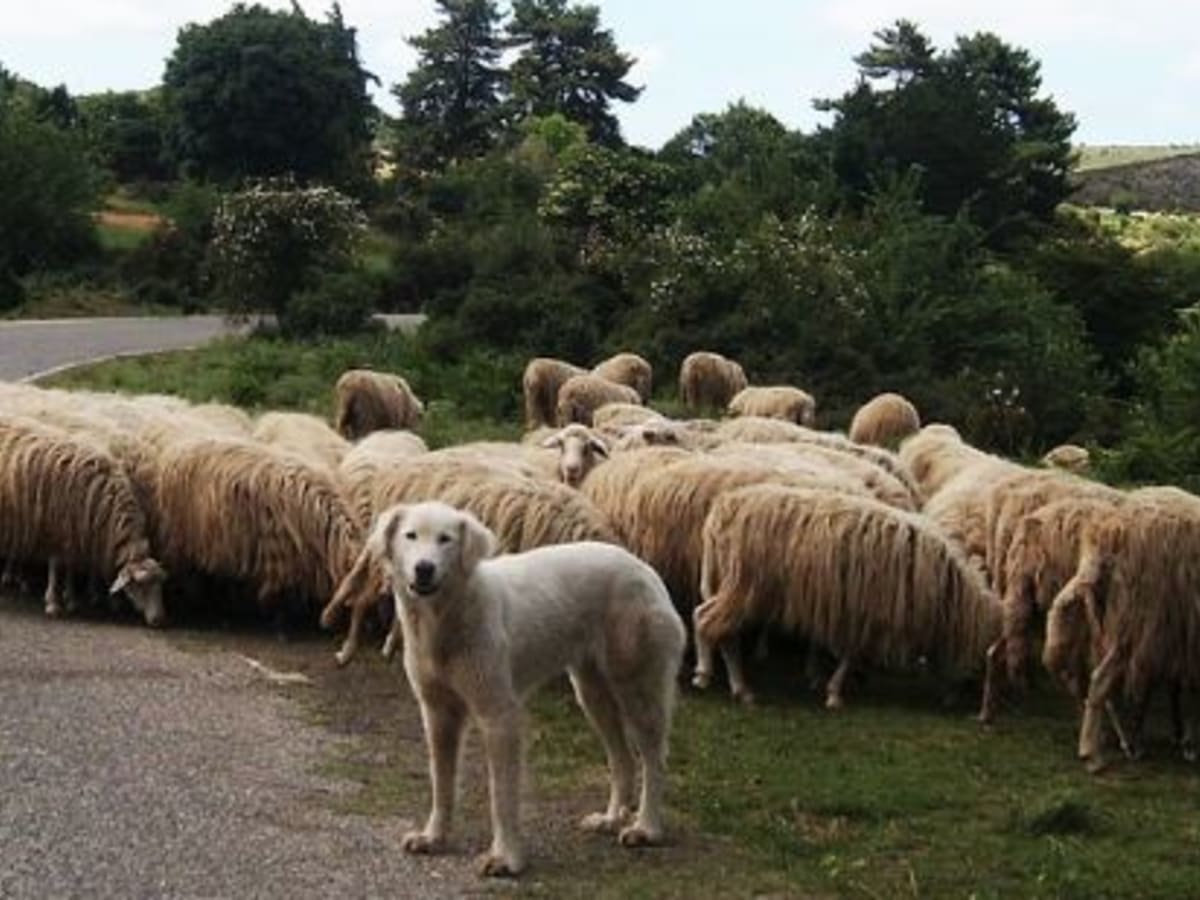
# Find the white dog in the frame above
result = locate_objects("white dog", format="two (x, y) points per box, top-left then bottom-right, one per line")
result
(366, 500), (685, 877)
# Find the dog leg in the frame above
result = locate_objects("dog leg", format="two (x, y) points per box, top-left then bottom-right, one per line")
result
(402, 696), (466, 855)
(477, 711), (525, 877)
(570, 664), (636, 834)
(619, 683), (670, 848)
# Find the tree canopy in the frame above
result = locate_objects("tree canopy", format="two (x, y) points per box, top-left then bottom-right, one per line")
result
(162, 3), (376, 186)
(818, 20), (1077, 245)
(505, 0), (640, 146)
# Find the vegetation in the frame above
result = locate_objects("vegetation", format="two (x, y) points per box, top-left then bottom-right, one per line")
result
(1075, 144), (1200, 172)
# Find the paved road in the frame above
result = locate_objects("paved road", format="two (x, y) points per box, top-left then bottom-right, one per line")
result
(0, 606), (473, 899)
(0, 314), (425, 382)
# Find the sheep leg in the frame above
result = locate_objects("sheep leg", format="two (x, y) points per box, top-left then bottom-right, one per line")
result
(1, 558), (16, 590)
(1106, 700), (1137, 761)
(825, 656), (854, 710)
(1169, 683), (1198, 763)
(335, 595), (371, 667)
(63, 572), (80, 615)
(43, 560), (64, 618)
(752, 627), (770, 662)
(1078, 646), (1123, 771)
(805, 643), (828, 692)
(690, 604), (717, 691)
(978, 636), (1006, 724)
(722, 639), (755, 705)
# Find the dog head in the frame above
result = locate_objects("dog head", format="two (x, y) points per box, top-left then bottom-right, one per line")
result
(368, 501), (497, 600)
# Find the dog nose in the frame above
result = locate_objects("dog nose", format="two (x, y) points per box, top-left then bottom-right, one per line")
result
(414, 560), (435, 584)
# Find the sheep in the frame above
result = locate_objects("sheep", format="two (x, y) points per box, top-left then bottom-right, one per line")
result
(522, 357), (586, 428)
(253, 411), (350, 470)
(321, 457), (619, 665)
(1044, 495), (1200, 770)
(334, 368), (424, 440)
(694, 485), (1000, 708)
(0, 415), (167, 626)
(1042, 443), (1091, 474)
(556, 374), (641, 427)
(338, 431), (431, 528)
(977, 494), (1124, 724)
(898, 425), (1013, 502)
(189, 402), (255, 436)
(538, 423), (610, 487)
(426, 441), (560, 483)
(153, 437), (368, 618)
(591, 402), (666, 431)
(579, 446), (696, 546)
(591, 352), (653, 402)
(679, 351), (748, 411)
(727, 386), (816, 426)
(849, 392), (921, 448)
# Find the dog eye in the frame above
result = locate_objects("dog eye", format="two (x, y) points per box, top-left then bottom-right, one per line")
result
(404, 531), (417, 541)
(437, 533), (453, 545)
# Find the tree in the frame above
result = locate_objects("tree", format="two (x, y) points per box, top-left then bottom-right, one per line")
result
(162, 3), (376, 186)
(0, 107), (99, 306)
(505, 0), (640, 145)
(392, 0), (507, 170)
(818, 20), (1076, 246)
(78, 90), (169, 183)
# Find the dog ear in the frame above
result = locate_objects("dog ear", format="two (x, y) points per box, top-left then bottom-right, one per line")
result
(367, 504), (408, 565)
(458, 511), (497, 575)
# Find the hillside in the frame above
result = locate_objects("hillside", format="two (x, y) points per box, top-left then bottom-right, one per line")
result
(1075, 144), (1200, 172)
(1070, 152), (1200, 212)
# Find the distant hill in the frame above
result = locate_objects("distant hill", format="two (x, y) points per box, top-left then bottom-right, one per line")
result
(1075, 144), (1200, 172)
(1070, 152), (1200, 212)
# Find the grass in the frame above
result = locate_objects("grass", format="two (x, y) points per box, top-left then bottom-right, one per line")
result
(1075, 144), (1200, 172)
(51, 334), (1200, 897)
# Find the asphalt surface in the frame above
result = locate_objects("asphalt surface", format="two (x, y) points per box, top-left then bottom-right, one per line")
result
(0, 604), (476, 899)
(0, 314), (426, 382)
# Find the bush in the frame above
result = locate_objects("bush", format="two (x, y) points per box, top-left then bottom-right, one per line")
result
(279, 269), (379, 339)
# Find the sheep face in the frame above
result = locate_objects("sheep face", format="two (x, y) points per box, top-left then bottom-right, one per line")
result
(111, 559), (168, 627)
(542, 426), (609, 487)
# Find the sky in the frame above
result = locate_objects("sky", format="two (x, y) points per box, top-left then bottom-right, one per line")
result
(1, 0), (1198, 150)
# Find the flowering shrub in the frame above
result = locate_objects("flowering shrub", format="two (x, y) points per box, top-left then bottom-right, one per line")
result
(210, 178), (367, 318)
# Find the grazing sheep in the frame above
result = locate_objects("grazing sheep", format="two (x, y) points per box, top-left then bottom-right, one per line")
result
(522, 357), (586, 428)
(153, 437), (366, 614)
(977, 494), (1124, 724)
(591, 402), (666, 431)
(899, 425), (1013, 503)
(727, 386), (816, 426)
(322, 458), (619, 665)
(694, 485), (1000, 707)
(0, 415), (167, 626)
(339, 431), (431, 528)
(253, 411), (350, 470)
(556, 374), (641, 427)
(334, 368), (424, 440)
(1045, 495), (1200, 770)
(1042, 444), (1091, 474)
(849, 392), (921, 448)
(591, 352), (653, 402)
(679, 351), (747, 411)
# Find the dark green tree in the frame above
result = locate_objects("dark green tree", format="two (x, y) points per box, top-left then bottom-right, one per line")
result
(392, 0), (507, 170)
(505, 0), (640, 145)
(78, 90), (169, 182)
(818, 20), (1076, 246)
(162, 3), (376, 186)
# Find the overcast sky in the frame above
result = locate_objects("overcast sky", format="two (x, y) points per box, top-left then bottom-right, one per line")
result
(2, 0), (1198, 150)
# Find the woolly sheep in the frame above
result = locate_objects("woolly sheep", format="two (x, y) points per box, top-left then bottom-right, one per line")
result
(0, 415), (167, 626)
(591, 402), (666, 430)
(849, 392), (921, 448)
(426, 441), (560, 482)
(321, 457), (619, 665)
(1045, 494), (1200, 769)
(694, 485), (1000, 707)
(539, 423), (610, 487)
(1042, 444), (1091, 474)
(727, 386), (816, 426)
(556, 374), (641, 427)
(591, 352), (653, 401)
(522, 357), (586, 428)
(679, 351), (748, 411)
(253, 411), (350, 470)
(334, 368), (424, 440)
(898, 425), (1012, 501)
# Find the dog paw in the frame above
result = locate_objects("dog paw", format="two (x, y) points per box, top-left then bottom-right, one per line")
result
(476, 850), (524, 878)
(618, 824), (662, 848)
(401, 830), (446, 855)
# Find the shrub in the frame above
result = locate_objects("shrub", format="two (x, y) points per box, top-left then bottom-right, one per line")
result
(279, 269), (380, 339)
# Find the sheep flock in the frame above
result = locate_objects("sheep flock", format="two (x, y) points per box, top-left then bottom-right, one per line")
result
(3, 351), (1198, 775)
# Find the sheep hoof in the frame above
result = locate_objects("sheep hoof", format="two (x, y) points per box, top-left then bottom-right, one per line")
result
(334, 648), (353, 668)
(1084, 754), (1109, 775)
(733, 689), (756, 706)
(690, 671), (711, 691)
(824, 694), (844, 711)
(580, 810), (627, 834)
(44, 602), (63, 619)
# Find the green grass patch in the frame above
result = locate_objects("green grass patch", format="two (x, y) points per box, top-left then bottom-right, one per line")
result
(96, 220), (155, 252)
(359, 227), (398, 277)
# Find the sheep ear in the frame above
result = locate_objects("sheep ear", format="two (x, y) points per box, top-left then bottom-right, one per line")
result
(367, 505), (407, 565)
(109, 567), (132, 595)
(589, 436), (609, 458)
(459, 512), (497, 574)
(541, 431), (564, 449)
